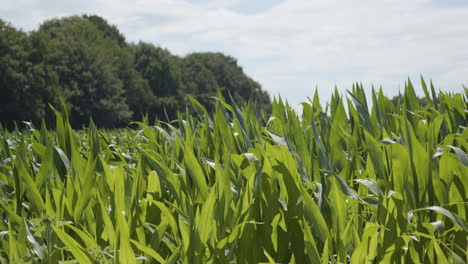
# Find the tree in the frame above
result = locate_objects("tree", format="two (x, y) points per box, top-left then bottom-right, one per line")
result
(84, 15), (156, 122)
(83, 14), (126, 47)
(182, 52), (271, 112)
(178, 55), (219, 112)
(132, 42), (183, 120)
(0, 19), (59, 128)
(37, 16), (132, 127)
(0, 15), (272, 128)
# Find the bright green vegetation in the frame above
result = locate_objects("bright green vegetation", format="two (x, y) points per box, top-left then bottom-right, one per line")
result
(0, 79), (468, 263)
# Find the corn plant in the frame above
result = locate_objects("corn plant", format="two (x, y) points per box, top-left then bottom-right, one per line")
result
(0, 78), (467, 263)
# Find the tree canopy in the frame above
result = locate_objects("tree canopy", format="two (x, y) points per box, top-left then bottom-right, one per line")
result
(0, 15), (271, 128)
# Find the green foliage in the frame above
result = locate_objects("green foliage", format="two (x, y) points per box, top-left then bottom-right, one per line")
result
(0, 15), (271, 128)
(0, 19), (59, 127)
(181, 52), (271, 113)
(132, 42), (181, 121)
(83, 14), (126, 47)
(0, 80), (467, 263)
(36, 16), (133, 127)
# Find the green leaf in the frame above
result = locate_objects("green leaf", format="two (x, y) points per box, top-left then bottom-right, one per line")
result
(17, 159), (45, 213)
(302, 218), (322, 264)
(447, 145), (468, 166)
(52, 226), (92, 264)
(412, 206), (468, 232)
(130, 239), (165, 263)
(355, 179), (383, 197)
(183, 140), (209, 199)
(301, 187), (330, 242)
(24, 219), (46, 260)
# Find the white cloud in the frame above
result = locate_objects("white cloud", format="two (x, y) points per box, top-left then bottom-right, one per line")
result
(1, 0), (467, 105)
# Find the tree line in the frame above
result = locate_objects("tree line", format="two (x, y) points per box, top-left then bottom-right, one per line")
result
(0, 15), (271, 128)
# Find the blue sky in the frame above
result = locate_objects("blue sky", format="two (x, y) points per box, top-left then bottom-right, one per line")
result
(1, 0), (467, 106)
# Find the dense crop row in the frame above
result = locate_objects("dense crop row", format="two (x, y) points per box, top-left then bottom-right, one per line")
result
(0, 79), (468, 263)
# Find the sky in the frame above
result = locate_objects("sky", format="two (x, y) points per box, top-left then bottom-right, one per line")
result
(1, 0), (468, 106)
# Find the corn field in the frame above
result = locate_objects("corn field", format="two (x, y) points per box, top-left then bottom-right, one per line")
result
(1, 79), (468, 263)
